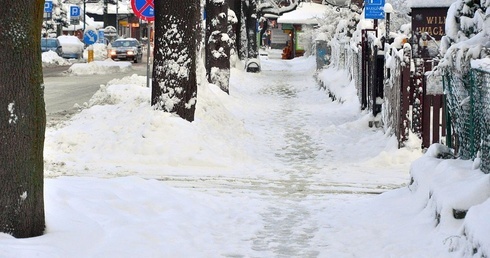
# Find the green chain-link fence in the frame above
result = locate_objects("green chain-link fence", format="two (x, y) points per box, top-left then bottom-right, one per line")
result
(444, 68), (490, 173)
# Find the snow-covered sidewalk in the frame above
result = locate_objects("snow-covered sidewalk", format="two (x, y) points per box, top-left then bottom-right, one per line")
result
(2, 52), (487, 257)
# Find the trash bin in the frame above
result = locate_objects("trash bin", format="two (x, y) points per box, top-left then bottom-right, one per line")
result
(246, 59), (261, 73)
(316, 40), (330, 69)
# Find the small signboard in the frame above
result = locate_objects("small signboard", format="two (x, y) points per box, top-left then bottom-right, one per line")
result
(131, 0), (154, 21)
(98, 30), (105, 44)
(426, 72), (444, 95)
(365, 0), (385, 20)
(70, 18), (80, 25)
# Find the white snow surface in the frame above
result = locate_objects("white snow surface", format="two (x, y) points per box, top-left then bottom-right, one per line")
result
(277, 3), (328, 25)
(409, 0), (456, 8)
(2, 50), (490, 257)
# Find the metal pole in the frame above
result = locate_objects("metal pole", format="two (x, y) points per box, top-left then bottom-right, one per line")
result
(146, 22), (151, 88)
(83, 0), (86, 31)
(116, 0), (119, 36)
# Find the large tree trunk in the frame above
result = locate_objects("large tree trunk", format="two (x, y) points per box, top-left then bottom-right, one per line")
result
(0, 0), (46, 238)
(152, 0), (200, 122)
(205, 0), (231, 94)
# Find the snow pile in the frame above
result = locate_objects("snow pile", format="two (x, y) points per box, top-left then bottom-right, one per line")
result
(83, 43), (109, 60)
(44, 72), (255, 178)
(66, 59), (132, 75)
(42, 51), (71, 67)
(317, 67), (358, 104)
(410, 144), (490, 256)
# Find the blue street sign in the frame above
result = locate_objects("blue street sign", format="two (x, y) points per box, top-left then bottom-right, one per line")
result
(365, 0), (385, 19)
(98, 30), (105, 44)
(44, 0), (53, 13)
(70, 6), (81, 17)
(83, 29), (98, 45)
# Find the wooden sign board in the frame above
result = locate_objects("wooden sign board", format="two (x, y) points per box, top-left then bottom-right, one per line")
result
(411, 7), (449, 41)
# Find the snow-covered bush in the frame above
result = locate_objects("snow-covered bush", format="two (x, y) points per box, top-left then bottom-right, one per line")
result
(439, 0), (490, 71)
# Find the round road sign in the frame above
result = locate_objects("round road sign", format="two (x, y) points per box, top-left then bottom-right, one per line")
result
(131, 0), (154, 21)
(83, 28), (98, 45)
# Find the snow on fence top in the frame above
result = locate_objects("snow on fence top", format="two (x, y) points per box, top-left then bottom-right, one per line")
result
(409, 0), (455, 8)
(277, 3), (328, 25)
(472, 58), (490, 73)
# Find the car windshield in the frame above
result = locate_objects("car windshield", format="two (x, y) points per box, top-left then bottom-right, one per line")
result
(112, 40), (138, 47)
(41, 39), (58, 48)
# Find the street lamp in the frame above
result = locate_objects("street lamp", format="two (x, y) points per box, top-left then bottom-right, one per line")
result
(384, 3), (393, 44)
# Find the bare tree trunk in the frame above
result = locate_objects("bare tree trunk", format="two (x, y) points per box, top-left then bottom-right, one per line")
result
(244, 0), (258, 59)
(152, 0), (200, 122)
(205, 0), (231, 94)
(0, 0), (46, 238)
(227, 7), (239, 67)
(229, 0), (245, 60)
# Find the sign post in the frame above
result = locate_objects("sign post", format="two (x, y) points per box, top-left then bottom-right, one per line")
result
(70, 5), (81, 35)
(131, 0), (154, 22)
(44, 0), (53, 20)
(131, 0), (154, 88)
(364, 0), (385, 40)
(84, 27), (98, 62)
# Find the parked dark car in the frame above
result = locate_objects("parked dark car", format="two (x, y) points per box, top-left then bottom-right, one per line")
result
(109, 38), (143, 63)
(41, 38), (62, 56)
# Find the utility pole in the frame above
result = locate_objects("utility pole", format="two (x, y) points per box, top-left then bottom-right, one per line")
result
(116, 0), (119, 36)
(83, 0), (86, 31)
(103, 0), (108, 27)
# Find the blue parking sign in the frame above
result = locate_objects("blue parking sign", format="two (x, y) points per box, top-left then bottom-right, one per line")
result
(44, 0), (53, 13)
(70, 6), (81, 17)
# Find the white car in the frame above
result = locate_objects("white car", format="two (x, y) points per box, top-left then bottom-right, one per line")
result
(57, 35), (84, 59)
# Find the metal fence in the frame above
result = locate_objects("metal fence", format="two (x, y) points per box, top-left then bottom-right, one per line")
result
(444, 68), (490, 173)
(383, 45), (412, 147)
(326, 36), (490, 174)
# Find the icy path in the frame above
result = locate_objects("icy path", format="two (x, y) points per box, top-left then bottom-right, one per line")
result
(161, 54), (417, 256)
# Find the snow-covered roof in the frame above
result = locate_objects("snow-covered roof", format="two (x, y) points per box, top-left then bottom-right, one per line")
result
(409, 0), (455, 8)
(64, 15), (104, 31)
(277, 3), (328, 25)
(85, 2), (132, 15)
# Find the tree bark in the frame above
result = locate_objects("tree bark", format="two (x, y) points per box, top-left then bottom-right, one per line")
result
(244, 0), (258, 59)
(0, 0), (46, 238)
(152, 0), (200, 122)
(205, 0), (231, 94)
(228, 0), (243, 59)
